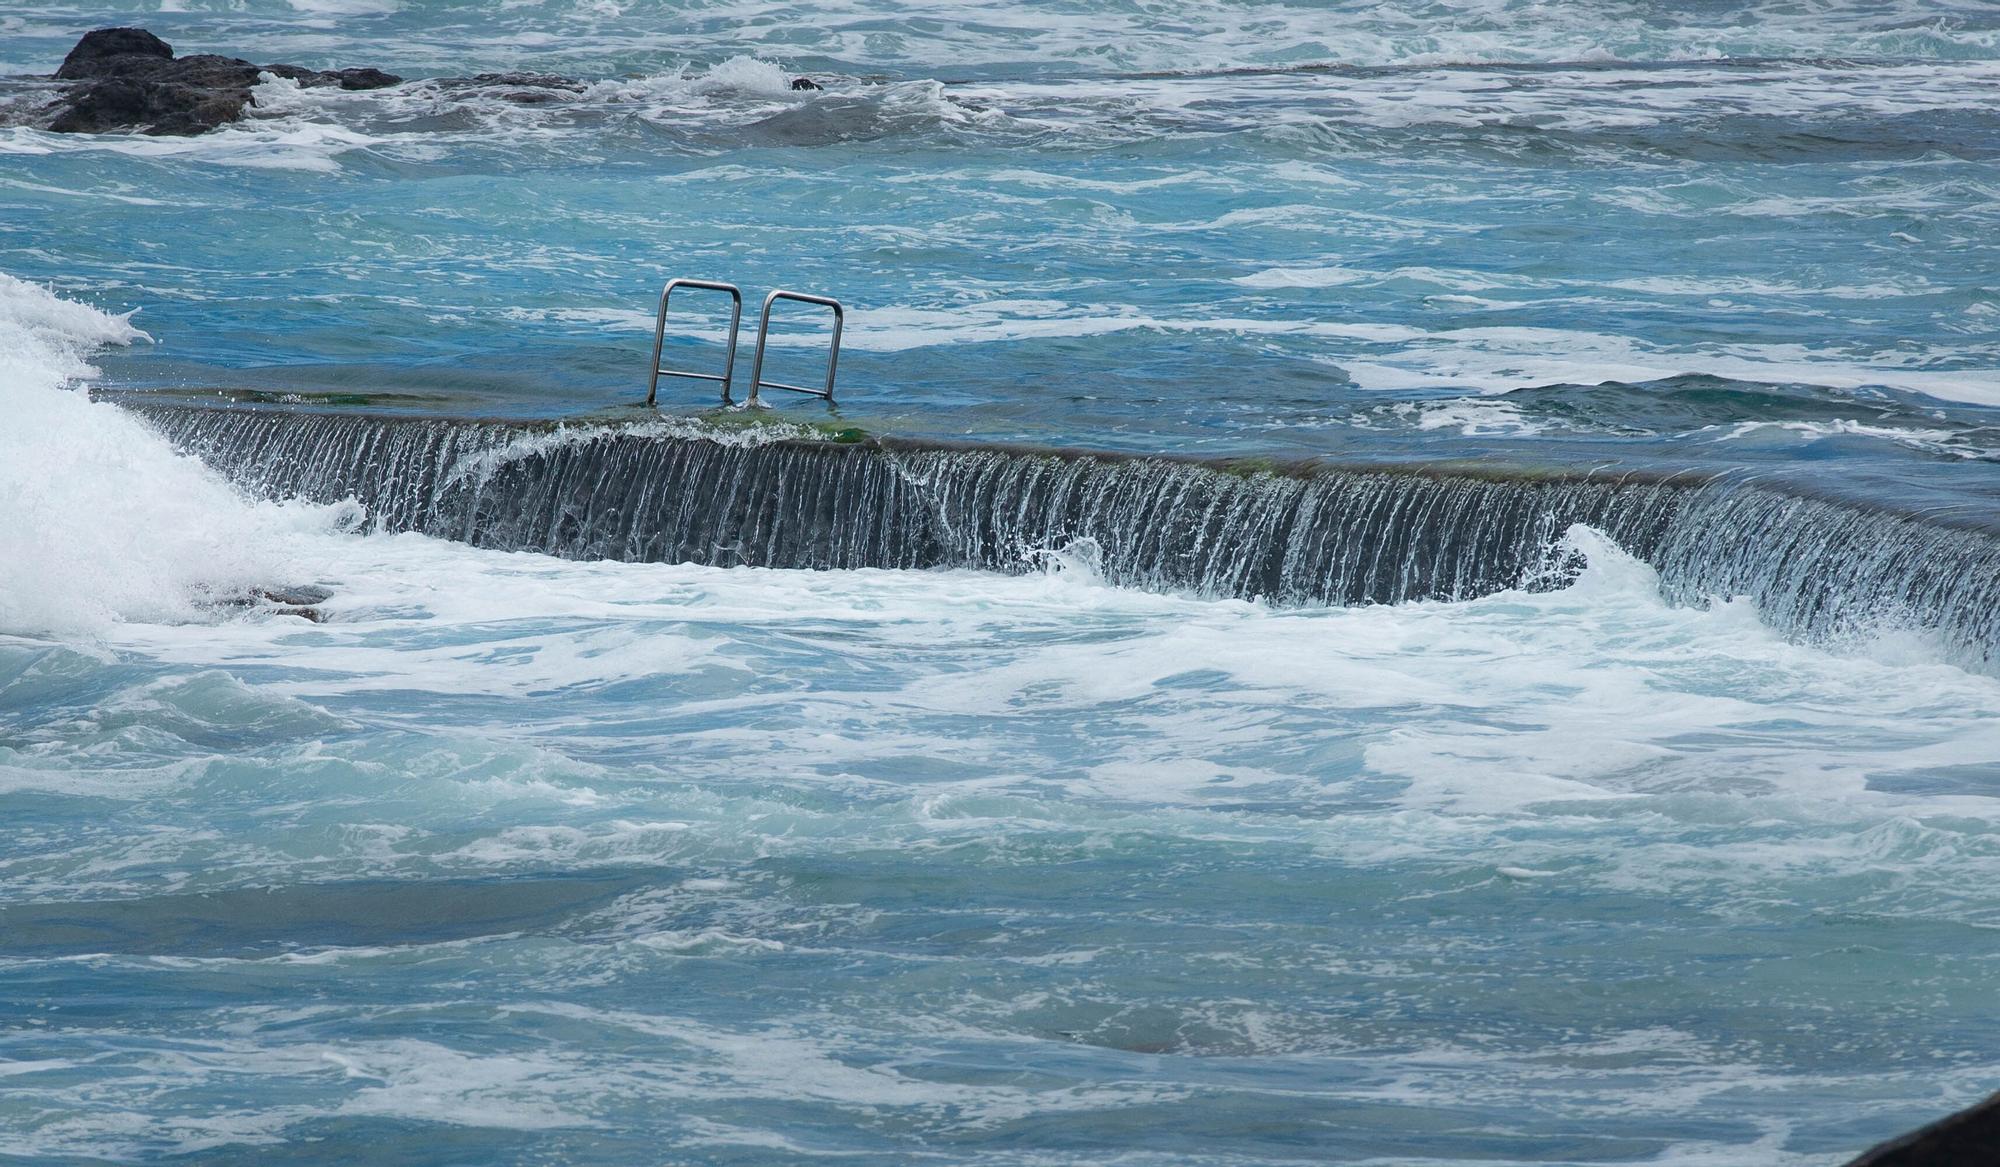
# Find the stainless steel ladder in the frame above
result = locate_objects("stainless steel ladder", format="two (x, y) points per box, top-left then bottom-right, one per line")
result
(646, 278), (742, 406)
(646, 278), (844, 407)
(747, 290), (844, 406)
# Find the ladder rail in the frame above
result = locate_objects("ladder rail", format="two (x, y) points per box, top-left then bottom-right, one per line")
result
(746, 289), (844, 407)
(646, 278), (744, 406)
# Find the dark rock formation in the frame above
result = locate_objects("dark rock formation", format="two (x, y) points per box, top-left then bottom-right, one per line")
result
(1843, 1091), (2000, 1166)
(49, 74), (250, 136)
(42, 27), (400, 135)
(54, 26), (172, 78)
(790, 77), (821, 91)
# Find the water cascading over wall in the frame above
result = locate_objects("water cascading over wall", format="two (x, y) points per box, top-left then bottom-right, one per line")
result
(129, 402), (2000, 671)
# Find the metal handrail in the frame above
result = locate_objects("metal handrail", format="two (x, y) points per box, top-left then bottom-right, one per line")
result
(746, 290), (844, 407)
(646, 278), (743, 405)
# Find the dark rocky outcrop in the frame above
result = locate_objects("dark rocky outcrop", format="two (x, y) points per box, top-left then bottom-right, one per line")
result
(42, 27), (400, 135)
(23, 28), (825, 135)
(54, 26), (173, 78)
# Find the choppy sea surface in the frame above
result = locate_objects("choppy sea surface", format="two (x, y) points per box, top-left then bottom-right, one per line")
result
(2, 1), (1999, 1162)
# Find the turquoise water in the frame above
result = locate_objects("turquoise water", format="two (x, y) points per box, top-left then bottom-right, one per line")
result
(3, 1), (2000, 1162)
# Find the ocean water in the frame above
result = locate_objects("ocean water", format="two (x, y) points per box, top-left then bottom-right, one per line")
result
(3, 1), (2000, 1162)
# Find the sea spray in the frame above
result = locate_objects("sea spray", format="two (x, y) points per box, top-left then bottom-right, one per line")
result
(0, 276), (328, 636)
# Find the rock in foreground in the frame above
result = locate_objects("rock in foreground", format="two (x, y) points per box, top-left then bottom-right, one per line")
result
(1842, 1091), (2000, 1166)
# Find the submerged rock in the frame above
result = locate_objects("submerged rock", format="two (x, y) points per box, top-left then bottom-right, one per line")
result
(40, 27), (401, 136)
(444, 72), (589, 104)
(217, 585), (334, 623)
(253, 585), (334, 608)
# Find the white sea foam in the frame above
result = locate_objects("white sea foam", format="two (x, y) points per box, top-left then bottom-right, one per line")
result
(285, 0), (403, 13)
(1709, 418), (2000, 460)
(1399, 397), (1550, 436)
(92, 521), (2000, 826)
(0, 274), (332, 637)
(1320, 324), (2000, 404)
(1233, 266), (1371, 289)
(686, 55), (797, 99)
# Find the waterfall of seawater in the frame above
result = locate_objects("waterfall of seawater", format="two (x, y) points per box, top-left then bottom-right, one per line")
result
(129, 402), (2000, 672)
